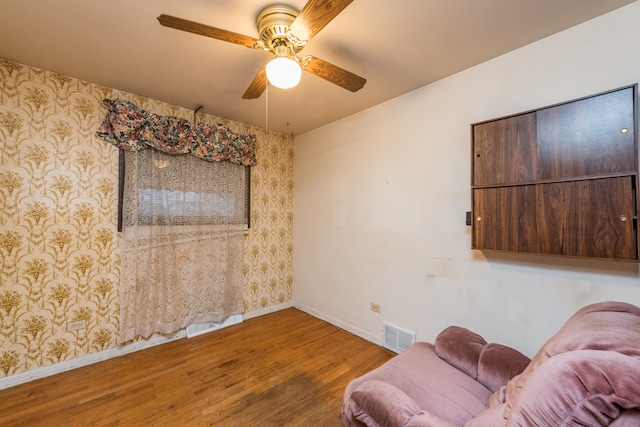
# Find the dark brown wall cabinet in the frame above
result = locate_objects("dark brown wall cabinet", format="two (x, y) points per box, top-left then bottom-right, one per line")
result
(471, 85), (639, 261)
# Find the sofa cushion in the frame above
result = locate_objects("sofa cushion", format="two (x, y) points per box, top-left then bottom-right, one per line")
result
(508, 350), (640, 426)
(464, 403), (507, 427)
(406, 411), (458, 427)
(435, 326), (487, 379)
(477, 343), (530, 392)
(342, 342), (493, 427)
(505, 301), (640, 419)
(351, 380), (421, 426)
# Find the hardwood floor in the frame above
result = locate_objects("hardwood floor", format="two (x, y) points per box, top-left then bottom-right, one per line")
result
(0, 308), (394, 426)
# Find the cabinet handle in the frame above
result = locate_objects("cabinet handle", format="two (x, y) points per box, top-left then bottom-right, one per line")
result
(621, 128), (628, 133)
(620, 215), (628, 222)
(476, 216), (482, 221)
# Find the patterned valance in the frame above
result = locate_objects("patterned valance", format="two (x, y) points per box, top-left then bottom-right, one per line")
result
(96, 99), (257, 166)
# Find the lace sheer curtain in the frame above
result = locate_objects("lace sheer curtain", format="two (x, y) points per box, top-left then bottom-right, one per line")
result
(95, 99), (256, 343)
(118, 149), (245, 342)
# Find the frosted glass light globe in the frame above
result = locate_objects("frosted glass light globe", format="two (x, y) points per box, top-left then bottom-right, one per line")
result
(266, 57), (302, 89)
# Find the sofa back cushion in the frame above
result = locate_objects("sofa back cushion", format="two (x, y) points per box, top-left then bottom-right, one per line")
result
(507, 350), (640, 426)
(504, 301), (640, 420)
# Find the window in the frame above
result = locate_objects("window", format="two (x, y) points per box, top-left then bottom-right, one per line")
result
(118, 149), (250, 231)
(137, 189), (238, 220)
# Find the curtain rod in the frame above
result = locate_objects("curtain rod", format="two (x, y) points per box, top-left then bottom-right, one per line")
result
(194, 105), (203, 122)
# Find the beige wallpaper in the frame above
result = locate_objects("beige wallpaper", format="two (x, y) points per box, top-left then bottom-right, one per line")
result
(0, 58), (293, 379)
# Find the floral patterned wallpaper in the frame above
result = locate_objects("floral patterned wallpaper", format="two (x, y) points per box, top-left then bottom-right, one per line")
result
(0, 58), (293, 379)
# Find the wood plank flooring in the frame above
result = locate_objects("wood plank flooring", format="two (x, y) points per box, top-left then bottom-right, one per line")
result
(0, 308), (394, 426)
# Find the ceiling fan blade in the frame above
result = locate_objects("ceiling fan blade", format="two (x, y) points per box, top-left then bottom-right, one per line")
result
(289, 0), (353, 42)
(242, 66), (268, 99)
(157, 14), (259, 48)
(303, 57), (366, 92)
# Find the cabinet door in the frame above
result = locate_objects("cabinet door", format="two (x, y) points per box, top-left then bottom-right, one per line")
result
(472, 113), (537, 186)
(537, 88), (636, 181)
(472, 185), (538, 253)
(536, 177), (637, 260)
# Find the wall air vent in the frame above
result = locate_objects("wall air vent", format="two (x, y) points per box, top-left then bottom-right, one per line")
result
(383, 322), (416, 353)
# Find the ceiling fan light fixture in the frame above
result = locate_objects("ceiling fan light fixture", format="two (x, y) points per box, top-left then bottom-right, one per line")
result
(266, 55), (301, 89)
(158, 0), (365, 99)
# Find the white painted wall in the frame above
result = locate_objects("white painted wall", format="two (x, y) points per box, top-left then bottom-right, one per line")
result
(293, 2), (640, 357)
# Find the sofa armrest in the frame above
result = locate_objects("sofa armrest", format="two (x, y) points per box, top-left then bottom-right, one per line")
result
(350, 380), (421, 426)
(507, 350), (640, 426)
(434, 326), (487, 379)
(350, 380), (460, 427)
(434, 326), (529, 392)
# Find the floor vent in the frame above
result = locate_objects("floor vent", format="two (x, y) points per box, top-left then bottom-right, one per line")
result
(383, 322), (416, 353)
(186, 313), (243, 338)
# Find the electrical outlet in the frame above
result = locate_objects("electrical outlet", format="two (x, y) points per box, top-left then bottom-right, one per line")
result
(371, 303), (381, 313)
(67, 320), (86, 332)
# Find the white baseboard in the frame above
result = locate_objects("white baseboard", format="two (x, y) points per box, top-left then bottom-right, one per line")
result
(0, 306), (293, 391)
(293, 303), (382, 346)
(244, 301), (294, 320)
(0, 303), (364, 390)
(0, 328), (186, 390)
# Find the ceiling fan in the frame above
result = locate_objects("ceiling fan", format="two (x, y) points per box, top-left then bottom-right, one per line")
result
(157, 0), (366, 99)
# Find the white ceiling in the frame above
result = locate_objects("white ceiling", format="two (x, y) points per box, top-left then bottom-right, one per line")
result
(0, 0), (635, 135)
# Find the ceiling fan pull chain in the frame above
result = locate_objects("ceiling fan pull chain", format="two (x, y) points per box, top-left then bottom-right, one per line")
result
(265, 83), (269, 132)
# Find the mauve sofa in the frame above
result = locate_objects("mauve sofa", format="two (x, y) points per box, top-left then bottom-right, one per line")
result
(342, 301), (640, 427)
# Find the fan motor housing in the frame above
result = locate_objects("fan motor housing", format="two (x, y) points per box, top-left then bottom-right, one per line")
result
(256, 5), (304, 52)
